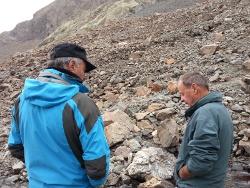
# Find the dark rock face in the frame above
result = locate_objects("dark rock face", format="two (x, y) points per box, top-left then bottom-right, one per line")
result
(0, 0), (121, 63)
(0, 0), (250, 187)
(0, 0), (119, 43)
(0, 0), (207, 63)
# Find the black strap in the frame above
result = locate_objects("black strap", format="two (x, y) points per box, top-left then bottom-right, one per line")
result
(14, 98), (20, 128)
(63, 104), (85, 168)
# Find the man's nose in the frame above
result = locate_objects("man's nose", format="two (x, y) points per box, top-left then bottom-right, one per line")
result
(180, 97), (184, 102)
(82, 73), (86, 81)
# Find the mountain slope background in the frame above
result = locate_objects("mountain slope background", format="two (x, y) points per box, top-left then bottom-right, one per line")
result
(0, 0), (250, 187)
(0, 0), (206, 63)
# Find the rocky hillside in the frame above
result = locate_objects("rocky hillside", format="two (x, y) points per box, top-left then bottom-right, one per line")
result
(0, 0), (250, 187)
(0, 0), (206, 63)
(0, 0), (119, 63)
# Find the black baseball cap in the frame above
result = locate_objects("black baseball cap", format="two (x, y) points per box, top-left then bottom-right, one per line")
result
(49, 43), (96, 72)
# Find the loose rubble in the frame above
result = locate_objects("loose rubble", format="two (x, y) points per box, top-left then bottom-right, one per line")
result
(0, 0), (249, 187)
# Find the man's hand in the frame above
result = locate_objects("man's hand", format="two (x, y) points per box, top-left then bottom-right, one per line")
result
(178, 165), (195, 179)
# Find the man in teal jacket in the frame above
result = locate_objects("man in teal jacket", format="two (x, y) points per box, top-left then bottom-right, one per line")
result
(174, 72), (234, 188)
(8, 43), (110, 188)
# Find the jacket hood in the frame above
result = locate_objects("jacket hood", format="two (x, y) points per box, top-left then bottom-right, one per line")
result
(185, 91), (223, 118)
(22, 79), (79, 108)
(22, 69), (89, 108)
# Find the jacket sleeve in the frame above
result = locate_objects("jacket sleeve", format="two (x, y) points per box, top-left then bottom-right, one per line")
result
(186, 118), (220, 176)
(73, 94), (110, 187)
(82, 116), (110, 187)
(8, 102), (25, 162)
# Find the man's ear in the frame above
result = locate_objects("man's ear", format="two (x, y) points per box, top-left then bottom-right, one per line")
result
(191, 83), (198, 94)
(67, 60), (76, 71)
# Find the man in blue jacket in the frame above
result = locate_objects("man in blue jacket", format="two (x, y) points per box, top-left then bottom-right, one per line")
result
(8, 43), (110, 188)
(174, 72), (234, 188)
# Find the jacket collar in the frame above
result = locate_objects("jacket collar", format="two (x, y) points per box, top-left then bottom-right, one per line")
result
(185, 91), (222, 118)
(39, 68), (90, 93)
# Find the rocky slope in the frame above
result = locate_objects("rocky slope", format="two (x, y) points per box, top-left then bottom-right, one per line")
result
(0, 0), (250, 187)
(0, 0), (207, 64)
(0, 0), (119, 63)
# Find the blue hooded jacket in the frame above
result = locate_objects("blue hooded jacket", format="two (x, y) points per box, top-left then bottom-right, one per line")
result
(8, 69), (110, 188)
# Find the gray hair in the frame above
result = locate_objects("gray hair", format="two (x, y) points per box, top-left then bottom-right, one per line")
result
(179, 72), (209, 90)
(47, 57), (83, 68)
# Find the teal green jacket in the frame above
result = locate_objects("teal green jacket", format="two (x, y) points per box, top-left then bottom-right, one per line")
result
(174, 91), (234, 188)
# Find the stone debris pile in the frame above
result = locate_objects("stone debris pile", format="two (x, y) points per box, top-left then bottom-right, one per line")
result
(0, 0), (249, 187)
